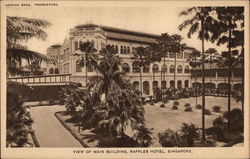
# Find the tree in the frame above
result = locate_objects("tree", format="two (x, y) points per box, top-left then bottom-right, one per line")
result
(7, 16), (51, 76)
(132, 47), (151, 103)
(74, 41), (98, 88)
(204, 48), (219, 84)
(187, 47), (201, 107)
(87, 45), (149, 145)
(147, 43), (162, 100)
(179, 7), (215, 142)
(209, 7), (244, 127)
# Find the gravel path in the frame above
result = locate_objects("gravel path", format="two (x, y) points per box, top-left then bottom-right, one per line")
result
(29, 105), (82, 147)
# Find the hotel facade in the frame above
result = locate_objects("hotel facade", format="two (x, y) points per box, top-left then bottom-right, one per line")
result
(46, 24), (243, 96)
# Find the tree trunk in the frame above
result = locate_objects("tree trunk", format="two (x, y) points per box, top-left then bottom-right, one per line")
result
(227, 29), (232, 128)
(201, 18), (206, 143)
(195, 55), (197, 108)
(85, 53), (88, 88)
(241, 45), (244, 114)
(153, 62), (155, 100)
(140, 66), (143, 105)
(174, 52), (177, 99)
(163, 56), (166, 98)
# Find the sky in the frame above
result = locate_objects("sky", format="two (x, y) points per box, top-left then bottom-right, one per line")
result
(6, 4), (226, 54)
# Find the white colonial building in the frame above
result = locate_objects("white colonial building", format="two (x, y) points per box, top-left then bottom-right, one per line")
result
(46, 24), (196, 96)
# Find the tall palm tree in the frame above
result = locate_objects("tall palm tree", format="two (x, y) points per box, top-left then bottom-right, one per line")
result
(209, 7), (244, 127)
(170, 34), (187, 98)
(147, 44), (161, 99)
(204, 48), (219, 85)
(132, 47), (151, 103)
(157, 33), (173, 97)
(178, 7), (215, 142)
(187, 48), (201, 108)
(74, 41), (98, 88)
(7, 16), (51, 75)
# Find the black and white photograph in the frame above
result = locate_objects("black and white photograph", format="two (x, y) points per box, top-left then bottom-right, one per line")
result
(1, 0), (249, 158)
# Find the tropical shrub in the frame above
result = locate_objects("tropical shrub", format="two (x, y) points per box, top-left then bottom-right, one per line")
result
(213, 116), (225, 128)
(160, 104), (165, 108)
(196, 104), (202, 109)
(172, 105), (178, 110)
(184, 103), (191, 107)
(180, 123), (200, 147)
(212, 106), (221, 112)
(7, 82), (34, 147)
(150, 102), (154, 105)
(204, 109), (211, 115)
(223, 108), (243, 132)
(133, 126), (154, 147)
(173, 101), (179, 106)
(184, 106), (192, 112)
(158, 129), (182, 147)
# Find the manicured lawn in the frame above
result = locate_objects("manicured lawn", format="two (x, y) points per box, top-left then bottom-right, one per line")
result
(144, 96), (242, 147)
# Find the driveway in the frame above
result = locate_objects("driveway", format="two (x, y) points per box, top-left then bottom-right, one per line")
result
(29, 105), (82, 147)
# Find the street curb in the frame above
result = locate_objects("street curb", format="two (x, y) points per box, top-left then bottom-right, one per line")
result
(28, 125), (40, 147)
(54, 112), (89, 147)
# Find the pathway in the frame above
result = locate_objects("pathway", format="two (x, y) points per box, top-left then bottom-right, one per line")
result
(29, 105), (82, 147)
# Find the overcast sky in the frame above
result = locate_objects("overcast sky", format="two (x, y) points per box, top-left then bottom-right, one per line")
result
(6, 4), (226, 54)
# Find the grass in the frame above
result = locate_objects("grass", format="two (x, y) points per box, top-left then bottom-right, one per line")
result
(144, 96), (242, 147)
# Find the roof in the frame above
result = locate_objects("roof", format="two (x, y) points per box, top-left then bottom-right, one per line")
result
(104, 31), (158, 44)
(74, 23), (159, 44)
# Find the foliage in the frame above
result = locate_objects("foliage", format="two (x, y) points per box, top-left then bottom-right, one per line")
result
(204, 109), (212, 115)
(196, 104), (202, 109)
(160, 104), (165, 108)
(7, 16), (51, 75)
(184, 106), (192, 112)
(7, 82), (33, 147)
(173, 101), (179, 105)
(180, 123), (200, 147)
(212, 105), (221, 112)
(158, 129), (182, 147)
(184, 103), (191, 107)
(133, 126), (154, 147)
(212, 116), (225, 129)
(172, 105), (178, 110)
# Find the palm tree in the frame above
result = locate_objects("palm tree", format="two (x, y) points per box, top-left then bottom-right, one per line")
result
(74, 41), (98, 88)
(147, 44), (161, 100)
(178, 7), (215, 142)
(157, 33), (173, 97)
(170, 34), (187, 98)
(7, 16), (51, 75)
(209, 7), (244, 127)
(132, 47), (151, 104)
(6, 16), (50, 147)
(89, 45), (146, 141)
(204, 48), (219, 87)
(187, 48), (201, 108)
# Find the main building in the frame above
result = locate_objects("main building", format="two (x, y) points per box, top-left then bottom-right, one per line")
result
(46, 24), (243, 96)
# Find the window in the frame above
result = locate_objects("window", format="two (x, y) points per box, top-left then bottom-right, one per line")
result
(185, 80), (189, 88)
(170, 65), (175, 73)
(177, 65), (182, 73)
(133, 81), (139, 90)
(170, 80), (175, 88)
(132, 62), (140, 73)
(74, 41), (78, 50)
(79, 41), (83, 49)
(161, 81), (166, 89)
(152, 64), (159, 73)
(115, 45), (118, 54)
(127, 46), (130, 54)
(184, 66), (190, 73)
(76, 63), (82, 72)
(121, 46), (124, 54)
(124, 46), (127, 54)
(143, 64), (149, 73)
(143, 81), (150, 95)
(121, 63), (130, 73)
(161, 64), (167, 73)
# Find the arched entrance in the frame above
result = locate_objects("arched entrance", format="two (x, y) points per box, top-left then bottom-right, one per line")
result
(143, 81), (150, 95)
(184, 80), (189, 88)
(177, 80), (182, 89)
(133, 81), (139, 90)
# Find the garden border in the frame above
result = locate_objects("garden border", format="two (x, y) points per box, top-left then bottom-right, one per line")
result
(28, 125), (40, 147)
(54, 112), (89, 147)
